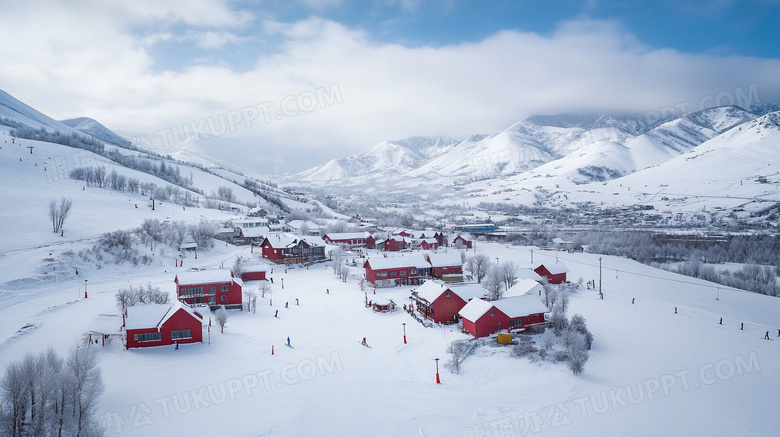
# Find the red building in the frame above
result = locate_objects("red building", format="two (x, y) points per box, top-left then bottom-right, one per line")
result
(323, 232), (371, 249)
(175, 269), (243, 310)
(365, 235), (376, 249)
(125, 301), (203, 349)
(240, 265), (267, 282)
(459, 295), (549, 338)
(534, 262), (569, 284)
(259, 234), (326, 264)
(364, 255), (431, 287)
(452, 235), (473, 249)
(434, 232), (448, 247)
(425, 252), (464, 280)
(411, 281), (485, 324)
(381, 236), (409, 252)
(416, 238), (439, 251)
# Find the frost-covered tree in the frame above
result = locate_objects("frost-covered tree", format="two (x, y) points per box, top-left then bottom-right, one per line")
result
(565, 331), (589, 374)
(498, 260), (518, 290)
(48, 197), (73, 233)
(569, 314), (594, 350)
(483, 266), (504, 300)
(466, 254), (491, 283)
(215, 306), (228, 333)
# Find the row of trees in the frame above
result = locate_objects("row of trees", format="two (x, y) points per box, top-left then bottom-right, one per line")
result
(69, 166), (200, 206)
(464, 254), (518, 300)
(0, 347), (104, 437)
(11, 126), (104, 155)
(115, 284), (170, 314)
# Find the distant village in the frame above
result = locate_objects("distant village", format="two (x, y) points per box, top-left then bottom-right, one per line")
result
(118, 208), (577, 351)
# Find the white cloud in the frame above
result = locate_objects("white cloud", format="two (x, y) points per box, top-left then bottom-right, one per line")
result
(0, 4), (778, 172)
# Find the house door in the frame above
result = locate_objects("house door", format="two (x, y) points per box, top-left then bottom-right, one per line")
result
(497, 322), (502, 331)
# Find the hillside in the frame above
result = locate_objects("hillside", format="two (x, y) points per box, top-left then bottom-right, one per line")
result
(60, 117), (134, 148)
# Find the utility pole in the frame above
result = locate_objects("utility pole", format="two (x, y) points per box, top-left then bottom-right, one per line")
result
(530, 249), (533, 264)
(599, 257), (602, 297)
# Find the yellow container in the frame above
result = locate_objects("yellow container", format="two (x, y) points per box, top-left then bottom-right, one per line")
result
(497, 333), (513, 345)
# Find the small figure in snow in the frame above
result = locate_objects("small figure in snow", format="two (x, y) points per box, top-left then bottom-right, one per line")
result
(777, 329), (779, 337)
(674, 307), (677, 314)
(765, 331), (770, 340)
(361, 337), (367, 345)
(274, 310), (278, 318)
(632, 298), (635, 304)
(296, 298), (299, 306)
(285, 302), (288, 308)
(287, 337), (291, 346)
(270, 277), (274, 284)
(719, 317), (723, 325)
(741, 322), (744, 330)
(175, 341), (179, 350)
(326, 288), (329, 294)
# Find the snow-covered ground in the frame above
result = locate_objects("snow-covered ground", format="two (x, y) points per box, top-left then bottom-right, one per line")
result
(2, 233), (779, 436)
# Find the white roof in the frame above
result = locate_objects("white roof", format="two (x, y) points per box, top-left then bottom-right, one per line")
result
(504, 278), (544, 297)
(126, 301), (203, 331)
(176, 269), (234, 286)
(493, 295), (550, 318)
(426, 251), (463, 268)
(515, 268), (544, 281)
(240, 227), (269, 238)
(538, 262), (569, 275)
(414, 280), (450, 302)
(262, 234), (325, 249)
(325, 232), (369, 240)
(448, 283), (487, 301)
(365, 254), (430, 270)
(458, 298), (494, 321)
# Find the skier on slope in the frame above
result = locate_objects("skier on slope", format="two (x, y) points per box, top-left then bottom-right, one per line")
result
(765, 331), (770, 340)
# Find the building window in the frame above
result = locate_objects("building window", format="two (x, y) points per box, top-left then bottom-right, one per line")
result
(220, 285), (229, 292)
(490, 311), (495, 317)
(390, 271), (397, 276)
(209, 296), (216, 304)
(209, 286), (216, 294)
(377, 272), (387, 277)
(220, 295), (226, 302)
(410, 268), (417, 275)
(182, 287), (204, 297)
(445, 292), (451, 297)
(171, 330), (192, 340)
(133, 332), (162, 342)
(400, 271), (407, 276)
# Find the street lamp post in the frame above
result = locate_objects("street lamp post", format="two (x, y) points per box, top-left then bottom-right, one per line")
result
(402, 323), (407, 344)
(84, 279), (88, 298)
(435, 358), (441, 384)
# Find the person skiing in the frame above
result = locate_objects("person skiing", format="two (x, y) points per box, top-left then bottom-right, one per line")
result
(765, 331), (770, 340)
(287, 336), (290, 346)
(285, 302), (289, 308)
(361, 337), (367, 346)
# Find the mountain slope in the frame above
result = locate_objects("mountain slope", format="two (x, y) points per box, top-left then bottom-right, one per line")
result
(60, 117), (133, 148)
(0, 89), (81, 134)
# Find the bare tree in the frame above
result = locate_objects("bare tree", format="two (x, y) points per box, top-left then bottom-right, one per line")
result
(445, 341), (470, 374)
(498, 260), (517, 290)
(67, 347), (105, 437)
(215, 306), (228, 333)
(483, 266), (504, 300)
(48, 197), (73, 233)
(340, 266), (350, 282)
(243, 290), (257, 312)
(466, 254), (491, 283)
(259, 281), (270, 298)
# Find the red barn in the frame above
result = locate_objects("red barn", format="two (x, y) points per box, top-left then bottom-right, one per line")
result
(411, 281), (485, 324)
(452, 235), (473, 249)
(534, 262), (569, 284)
(364, 255), (431, 287)
(323, 232), (371, 249)
(175, 269), (243, 310)
(459, 295), (549, 338)
(259, 234), (326, 264)
(416, 238), (439, 251)
(125, 301), (203, 349)
(425, 252), (464, 280)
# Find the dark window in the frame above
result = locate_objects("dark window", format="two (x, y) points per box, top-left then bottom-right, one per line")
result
(134, 332), (162, 342)
(220, 295), (226, 302)
(171, 330), (192, 340)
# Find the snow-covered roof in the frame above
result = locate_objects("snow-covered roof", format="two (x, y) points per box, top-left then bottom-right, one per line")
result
(324, 232), (369, 240)
(126, 304), (171, 330)
(414, 280), (450, 302)
(493, 295), (550, 317)
(426, 251), (463, 268)
(537, 262), (569, 275)
(286, 220), (321, 230)
(126, 301), (203, 331)
(262, 234), (325, 249)
(365, 254), (430, 270)
(515, 268), (544, 282)
(504, 278), (544, 298)
(176, 269), (234, 286)
(458, 295), (549, 321)
(240, 226), (269, 238)
(448, 283), (487, 301)
(458, 298), (494, 321)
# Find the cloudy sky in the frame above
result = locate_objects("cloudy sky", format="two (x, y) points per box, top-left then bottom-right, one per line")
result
(1, 0), (779, 173)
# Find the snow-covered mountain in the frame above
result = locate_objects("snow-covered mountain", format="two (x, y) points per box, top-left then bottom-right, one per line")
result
(60, 116), (133, 148)
(0, 89), (83, 134)
(294, 105), (759, 187)
(300, 136), (458, 181)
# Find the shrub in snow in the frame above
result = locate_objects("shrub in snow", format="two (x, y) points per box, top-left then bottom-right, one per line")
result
(513, 340), (537, 358)
(215, 306), (228, 333)
(446, 341), (470, 374)
(569, 314), (594, 350)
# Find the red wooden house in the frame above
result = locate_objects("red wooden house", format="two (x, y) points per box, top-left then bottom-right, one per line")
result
(323, 232), (371, 249)
(125, 301), (203, 349)
(534, 262), (568, 284)
(365, 235), (376, 249)
(416, 238), (439, 250)
(452, 235), (473, 249)
(175, 269), (243, 310)
(434, 232), (448, 247)
(259, 234), (326, 264)
(459, 295), (549, 338)
(363, 255), (431, 287)
(381, 236), (409, 252)
(411, 281), (485, 324)
(425, 252), (464, 280)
